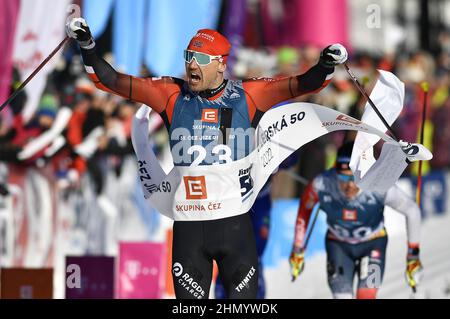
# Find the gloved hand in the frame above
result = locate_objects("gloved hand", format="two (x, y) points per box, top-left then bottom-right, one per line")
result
(405, 245), (423, 290)
(320, 44), (348, 68)
(290, 247), (305, 281)
(66, 17), (95, 49)
(399, 140), (433, 162)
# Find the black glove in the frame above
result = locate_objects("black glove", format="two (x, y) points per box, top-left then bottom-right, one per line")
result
(320, 43), (348, 68)
(66, 18), (95, 49)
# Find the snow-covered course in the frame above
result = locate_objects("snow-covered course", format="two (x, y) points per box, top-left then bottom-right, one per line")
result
(265, 209), (450, 299)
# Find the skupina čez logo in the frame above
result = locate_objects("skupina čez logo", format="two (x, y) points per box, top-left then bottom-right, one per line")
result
(184, 176), (207, 200)
(202, 108), (218, 123)
(336, 114), (362, 125)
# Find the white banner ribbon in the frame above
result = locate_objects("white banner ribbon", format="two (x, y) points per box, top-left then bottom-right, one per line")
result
(132, 102), (431, 221)
(350, 69), (405, 178)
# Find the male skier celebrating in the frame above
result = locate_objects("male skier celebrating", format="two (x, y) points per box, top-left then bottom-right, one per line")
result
(66, 17), (348, 299)
(290, 142), (423, 299)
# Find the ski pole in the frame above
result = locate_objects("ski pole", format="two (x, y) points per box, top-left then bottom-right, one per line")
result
(410, 82), (429, 296)
(0, 36), (70, 113)
(343, 63), (399, 142)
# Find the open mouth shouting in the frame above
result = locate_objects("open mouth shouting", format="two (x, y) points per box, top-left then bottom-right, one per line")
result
(188, 71), (202, 87)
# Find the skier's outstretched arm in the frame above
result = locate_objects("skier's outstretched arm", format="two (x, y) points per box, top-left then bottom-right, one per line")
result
(66, 18), (181, 113)
(243, 44), (348, 113)
(292, 181), (319, 251)
(385, 185), (421, 245)
(385, 185), (423, 289)
(290, 180), (319, 280)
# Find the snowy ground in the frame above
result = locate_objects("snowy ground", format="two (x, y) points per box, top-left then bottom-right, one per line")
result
(48, 171), (450, 299)
(264, 210), (450, 299)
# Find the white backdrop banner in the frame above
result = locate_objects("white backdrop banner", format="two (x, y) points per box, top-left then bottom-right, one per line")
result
(13, 0), (70, 122)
